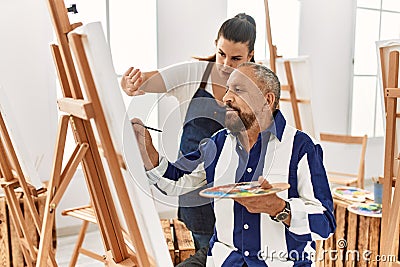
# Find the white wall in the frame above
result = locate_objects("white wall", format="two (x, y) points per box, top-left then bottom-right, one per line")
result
(298, 0), (355, 134)
(157, 0), (227, 68)
(298, 0), (384, 185)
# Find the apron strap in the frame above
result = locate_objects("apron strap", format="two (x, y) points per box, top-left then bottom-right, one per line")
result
(199, 62), (213, 90)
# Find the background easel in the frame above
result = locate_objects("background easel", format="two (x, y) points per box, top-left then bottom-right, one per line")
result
(263, 0), (312, 136)
(380, 43), (400, 267)
(0, 110), (57, 266)
(264, 1), (369, 190)
(36, 0), (172, 266)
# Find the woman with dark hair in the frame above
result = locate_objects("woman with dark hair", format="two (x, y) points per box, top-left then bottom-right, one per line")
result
(121, 13), (257, 252)
(193, 13), (256, 63)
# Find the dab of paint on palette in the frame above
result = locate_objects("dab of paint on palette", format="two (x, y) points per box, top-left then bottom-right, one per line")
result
(333, 186), (373, 202)
(347, 203), (382, 217)
(199, 182), (290, 199)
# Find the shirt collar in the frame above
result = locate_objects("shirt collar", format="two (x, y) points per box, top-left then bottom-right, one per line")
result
(264, 109), (286, 142)
(226, 109), (286, 142)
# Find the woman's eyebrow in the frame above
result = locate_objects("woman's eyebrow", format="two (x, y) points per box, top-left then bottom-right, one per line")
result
(218, 48), (243, 58)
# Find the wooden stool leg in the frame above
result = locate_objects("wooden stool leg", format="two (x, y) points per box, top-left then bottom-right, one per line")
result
(69, 220), (90, 267)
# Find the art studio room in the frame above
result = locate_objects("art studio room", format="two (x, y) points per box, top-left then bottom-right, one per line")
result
(0, 0), (399, 266)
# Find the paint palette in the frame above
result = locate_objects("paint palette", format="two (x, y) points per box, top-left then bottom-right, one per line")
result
(333, 186), (374, 202)
(347, 203), (382, 217)
(199, 182), (290, 199)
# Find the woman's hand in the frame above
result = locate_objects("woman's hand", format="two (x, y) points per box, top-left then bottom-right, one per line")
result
(121, 67), (146, 96)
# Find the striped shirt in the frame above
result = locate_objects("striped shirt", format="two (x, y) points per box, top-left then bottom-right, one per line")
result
(148, 110), (336, 266)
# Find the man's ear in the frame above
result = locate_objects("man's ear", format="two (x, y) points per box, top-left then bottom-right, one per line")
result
(265, 92), (275, 110)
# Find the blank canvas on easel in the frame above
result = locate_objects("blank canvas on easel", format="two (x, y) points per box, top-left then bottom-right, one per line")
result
(0, 86), (43, 189)
(263, 56), (316, 138)
(70, 22), (172, 266)
(278, 57), (315, 136)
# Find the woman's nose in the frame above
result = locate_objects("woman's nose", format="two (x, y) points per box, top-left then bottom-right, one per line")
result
(224, 58), (232, 68)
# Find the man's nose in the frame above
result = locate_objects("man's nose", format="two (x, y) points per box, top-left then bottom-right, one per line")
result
(223, 89), (233, 103)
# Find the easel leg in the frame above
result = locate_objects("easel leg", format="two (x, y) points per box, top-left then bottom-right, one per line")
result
(381, 176), (400, 267)
(37, 115), (69, 266)
(0, 112), (44, 235)
(284, 61), (302, 131)
(69, 220), (89, 267)
(3, 187), (35, 265)
(0, 113), (58, 266)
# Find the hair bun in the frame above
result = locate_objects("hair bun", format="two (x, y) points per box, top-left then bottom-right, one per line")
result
(234, 13), (256, 28)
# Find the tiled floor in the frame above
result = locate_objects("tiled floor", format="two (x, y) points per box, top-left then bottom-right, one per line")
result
(56, 229), (104, 266)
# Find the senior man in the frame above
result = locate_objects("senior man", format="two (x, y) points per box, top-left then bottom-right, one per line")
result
(133, 62), (336, 267)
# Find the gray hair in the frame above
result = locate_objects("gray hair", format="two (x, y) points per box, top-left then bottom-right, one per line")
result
(238, 62), (281, 110)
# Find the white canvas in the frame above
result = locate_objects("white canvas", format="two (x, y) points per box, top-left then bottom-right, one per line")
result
(274, 56), (316, 138)
(70, 22), (173, 266)
(0, 86), (42, 189)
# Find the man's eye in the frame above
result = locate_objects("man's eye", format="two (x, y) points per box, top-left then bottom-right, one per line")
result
(218, 52), (226, 57)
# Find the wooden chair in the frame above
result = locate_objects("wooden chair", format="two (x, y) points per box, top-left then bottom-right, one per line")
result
(320, 133), (368, 189)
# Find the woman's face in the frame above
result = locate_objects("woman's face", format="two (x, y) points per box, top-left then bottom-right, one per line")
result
(215, 36), (254, 81)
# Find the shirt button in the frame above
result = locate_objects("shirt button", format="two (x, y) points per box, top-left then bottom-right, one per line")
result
(239, 146), (243, 150)
(247, 167), (252, 173)
(243, 224), (249, 230)
(244, 251), (250, 256)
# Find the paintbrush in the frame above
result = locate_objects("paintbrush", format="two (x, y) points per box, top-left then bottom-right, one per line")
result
(131, 122), (162, 132)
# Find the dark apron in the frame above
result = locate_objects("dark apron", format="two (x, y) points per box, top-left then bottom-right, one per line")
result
(178, 62), (226, 234)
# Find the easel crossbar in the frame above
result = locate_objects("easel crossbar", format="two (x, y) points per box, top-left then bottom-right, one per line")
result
(50, 142), (89, 207)
(57, 98), (95, 120)
(386, 88), (400, 98)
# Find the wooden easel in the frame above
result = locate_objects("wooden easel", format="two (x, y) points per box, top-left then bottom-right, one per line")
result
(379, 41), (400, 187)
(381, 48), (400, 267)
(264, 0), (306, 132)
(0, 111), (57, 266)
(37, 0), (154, 266)
(264, 0), (278, 74)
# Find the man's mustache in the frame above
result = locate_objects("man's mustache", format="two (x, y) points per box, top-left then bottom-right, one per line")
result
(225, 103), (240, 112)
